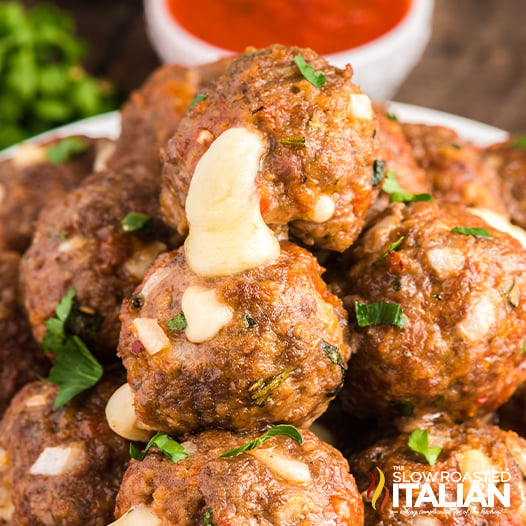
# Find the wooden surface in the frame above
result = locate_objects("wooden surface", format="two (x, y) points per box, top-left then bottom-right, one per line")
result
(24, 0), (526, 134)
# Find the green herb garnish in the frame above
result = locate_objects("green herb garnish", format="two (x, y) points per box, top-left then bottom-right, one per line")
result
(408, 429), (442, 466)
(511, 136), (526, 148)
(248, 369), (292, 407)
(451, 226), (492, 238)
(219, 425), (303, 458)
(121, 212), (154, 233)
(43, 288), (103, 409)
(130, 432), (188, 463)
(294, 55), (326, 88)
(382, 171), (433, 203)
(373, 236), (405, 265)
(355, 301), (407, 328)
(321, 339), (346, 376)
(203, 508), (215, 526)
(46, 136), (88, 163)
(166, 313), (187, 331)
(189, 93), (208, 110)
(279, 136), (306, 147)
(371, 160), (386, 187)
(386, 112), (398, 121)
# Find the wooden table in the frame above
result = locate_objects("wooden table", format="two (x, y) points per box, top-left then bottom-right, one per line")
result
(23, 0), (526, 134)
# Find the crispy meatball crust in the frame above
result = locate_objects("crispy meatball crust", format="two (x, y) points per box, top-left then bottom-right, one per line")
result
(0, 377), (130, 526)
(118, 241), (350, 436)
(0, 135), (102, 253)
(0, 251), (48, 415)
(350, 415), (526, 525)
(20, 166), (173, 362)
(401, 122), (507, 214)
(161, 44), (378, 252)
(339, 200), (526, 420)
(484, 136), (526, 230)
(115, 428), (364, 525)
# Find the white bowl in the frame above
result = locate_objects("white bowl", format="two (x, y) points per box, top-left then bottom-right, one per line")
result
(144, 0), (434, 100)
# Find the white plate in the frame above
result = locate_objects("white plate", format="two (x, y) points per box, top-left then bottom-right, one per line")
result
(0, 103), (509, 162)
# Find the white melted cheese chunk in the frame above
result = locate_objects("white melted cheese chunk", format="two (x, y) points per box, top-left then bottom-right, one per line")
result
(250, 448), (312, 484)
(184, 127), (280, 277)
(132, 317), (170, 356)
(469, 207), (526, 249)
(106, 506), (161, 526)
(182, 286), (233, 343)
(29, 443), (85, 476)
(11, 143), (47, 167)
(105, 383), (151, 442)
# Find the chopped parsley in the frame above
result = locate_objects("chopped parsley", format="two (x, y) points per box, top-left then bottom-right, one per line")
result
(355, 301), (407, 328)
(189, 93), (208, 110)
(248, 369), (292, 407)
(451, 226), (492, 238)
(382, 171), (433, 203)
(294, 55), (326, 88)
(166, 313), (187, 331)
(43, 288), (103, 409)
(408, 429), (442, 466)
(218, 425), (303, 458)
(130, 432), (188, 463)
(121, 212), (154, 233)
(203, 508), (215, 526)
(386, 112), (398, 121)
(279, 136), (306, 147)
(46, 136), (88, 164)
(511, 135), (526, 148)
(373, 236), (405, 265)
(321, 339), (346, 376)
(371, 160), (386, 187)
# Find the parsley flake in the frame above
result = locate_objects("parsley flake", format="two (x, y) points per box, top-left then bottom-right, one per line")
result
(219, 425), (303, 458)
(355, 301), (407, 328)
(166, 313), (187, 331)
(511, 136), (526, 149)
(121, 212), (153, 233)
(189, 93), (208, 110)
(408, 429), (442, 466)
(371, 160), (386, 187)
(382, 171), (433, 203)
(294, 55), (326, 88)
(203, 508), (215, 526)
(373, 236), (405, 265)
(130, 432), (188, 463)
(46, 136), (88, 164)
(248, 369), (292, 407)
(451, 226), (492, 238)
(279, 136), (306, 147)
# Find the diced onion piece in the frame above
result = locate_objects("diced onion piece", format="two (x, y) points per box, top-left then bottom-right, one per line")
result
(250, 448), (312, 484)
(57, 236), (87, 254)
(470, 207), (526, 249)
(349, 93), (373, 120)
(184, 127), (280, 277)
(124, 241), (167, 280)
(311, 195), (335, 223)
(29, 443), (85, 476)
(24, 393), (50, 408)
(107, 506), (161, 526)
(425, 247), (466, 279)
(93, 139), (115, 172)
(105, 383), (151, 442)
(455, 447), (495, 491)
(457, 290), (499, 342)
(132, 318), (170, 355)
(182, 286), (233, 343)
(140, 266), (173, 302)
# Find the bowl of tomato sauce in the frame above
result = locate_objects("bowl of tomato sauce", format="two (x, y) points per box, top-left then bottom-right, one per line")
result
(144, 0), (434, 100)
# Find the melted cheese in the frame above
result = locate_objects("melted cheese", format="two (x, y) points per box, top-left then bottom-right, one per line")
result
(182, 286), (233, 343)
(470, 207), (526, 249)
(11, 143), (47, 167)
(184, 127), (280, 277)
(29, 444), (85, 476)
(107, 506), (161, 526)
(132, 317), (170, 355)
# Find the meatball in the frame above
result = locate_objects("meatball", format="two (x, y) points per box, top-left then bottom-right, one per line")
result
(401, 122), (507, 214)
(350, 414), (526, 525)
(161, 44), (378, 252)
(114, 428), (363, 525)
(20, 165), (173, 362)
(484, 136), (526, 229)
(0, 377), (130, 526)
(0, 135), (106, 253)
(338, 200), (526, 419)
(118, 241), (350, 436)
(0, 251), (48, 415)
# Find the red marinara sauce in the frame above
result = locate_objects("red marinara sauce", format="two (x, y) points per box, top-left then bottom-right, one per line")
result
(166, 0), (412, 54)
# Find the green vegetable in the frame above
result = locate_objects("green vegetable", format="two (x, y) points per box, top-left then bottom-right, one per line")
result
(511, 136), (526, 148)
(408, 429), (442, 466)
(46, 136), (87, 163)
(189, 93), (208, 110)
(43, 288), (103, 409)
(203, 508), (215, 526)
(451, 226), (492, 238)
(373, 236), (405, 265)
(355, 301), (407, 328)
(248, 369), (292, 407)
(294, 55), (326, 88)
(371, 160), (386, 187)
(321, 339), (346, 376)
(382, 171), (433, 203)
(130, 432), (188, 464)
(121, 212), (154, 233)
(166, 313), (187, 331)
(219, 425), (303, 458)
(279, 136), (306, 147)
(386, 112), (398, 121)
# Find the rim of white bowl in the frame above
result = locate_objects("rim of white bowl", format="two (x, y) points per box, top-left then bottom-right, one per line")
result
(145, 0), (434, 65)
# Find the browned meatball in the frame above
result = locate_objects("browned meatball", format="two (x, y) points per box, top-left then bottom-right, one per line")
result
(350, 414), (526, 525)
(402, 122), (508, 214)
(0, 251), (48, 415)
(20, 165), (173, 362)
(0, 135), (106, 253)
(484, 136), (526, 229)
(338, 200), (526, 420)
(0, 377), (130, 526)
(118, 241), (350, 436)
(161, 44), (378, 252)
(115, 428), (364, 525)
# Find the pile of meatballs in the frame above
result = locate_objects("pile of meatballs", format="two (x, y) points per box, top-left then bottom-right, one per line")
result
(2, 44), (526, 525)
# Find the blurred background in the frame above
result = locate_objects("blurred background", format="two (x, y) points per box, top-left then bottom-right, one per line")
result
(3, 0), (526, 148)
